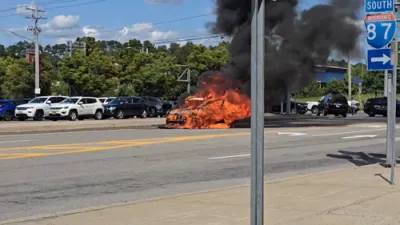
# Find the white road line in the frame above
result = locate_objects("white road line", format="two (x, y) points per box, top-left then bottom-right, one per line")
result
(277, 132), (307, 136)
(209, 154), (250, 160)
(311, 128), (387, 137)
(0, 140), (32, 143)
(341, 134), (377, 139)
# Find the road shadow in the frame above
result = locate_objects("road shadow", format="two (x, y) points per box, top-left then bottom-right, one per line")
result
(161, 113), (396, 129)
(230, 114), (393, 129)
(374, 173), (391, 184)
(326, 150), (400, 166)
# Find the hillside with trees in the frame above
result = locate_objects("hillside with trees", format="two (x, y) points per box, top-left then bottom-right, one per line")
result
(0, 37), (387, 100)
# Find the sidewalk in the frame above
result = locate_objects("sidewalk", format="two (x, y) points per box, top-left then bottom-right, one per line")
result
(6, 165), (400, 225)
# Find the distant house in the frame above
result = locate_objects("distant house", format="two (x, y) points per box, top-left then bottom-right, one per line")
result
(314, 65), (360, 88)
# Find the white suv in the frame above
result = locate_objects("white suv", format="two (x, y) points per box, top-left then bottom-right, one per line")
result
(48, 96), (104, 121)
(15, 96), (68, 121)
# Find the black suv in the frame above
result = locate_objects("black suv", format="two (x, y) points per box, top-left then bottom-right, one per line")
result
(140, 96), (162, 117)
(363, 97), (400, 117)
(103, 96), (149, 119)
(271, 99), (308, 114)
(316, 93), (349, 117)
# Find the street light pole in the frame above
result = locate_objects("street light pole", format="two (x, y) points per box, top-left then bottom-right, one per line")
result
(250, 0), (265, 225)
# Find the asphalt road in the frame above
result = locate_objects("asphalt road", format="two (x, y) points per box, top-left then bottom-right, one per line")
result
(0, 121), (397, 221)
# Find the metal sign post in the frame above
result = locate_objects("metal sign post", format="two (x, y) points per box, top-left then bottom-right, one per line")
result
(365, 0), (397, 184)
(390, 35), (397, 184)
(250, 0), (265, 224)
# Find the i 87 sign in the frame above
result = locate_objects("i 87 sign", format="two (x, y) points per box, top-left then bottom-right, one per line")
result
(365, 13), (396, 49)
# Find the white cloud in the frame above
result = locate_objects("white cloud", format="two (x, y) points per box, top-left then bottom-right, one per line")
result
(15, 3), (36, 16)
(44, 15), (80, 29)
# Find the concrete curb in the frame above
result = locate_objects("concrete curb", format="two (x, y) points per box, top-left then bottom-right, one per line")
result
(0, 164), (380, 225)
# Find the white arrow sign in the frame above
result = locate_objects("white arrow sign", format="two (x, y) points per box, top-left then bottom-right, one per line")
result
(341, 134), (377, 139)
(278, 132), (306, 136)
(371, 53), (391, 64)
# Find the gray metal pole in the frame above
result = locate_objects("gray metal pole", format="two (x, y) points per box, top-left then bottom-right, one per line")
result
(390, 34), (397, 185)
(386, 70), (393, 166)
(250, 0), (265, 224)
(34, 27), (39, 96)
(348, 54), (352, 101)
(187, 69), (191, 94)
(285, 90), (291, 114)
(385, 70), (388, 96)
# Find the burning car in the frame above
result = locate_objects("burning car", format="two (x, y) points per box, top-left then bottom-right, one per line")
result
(164, 73), (251, 129)
(165, 97), (228, 128)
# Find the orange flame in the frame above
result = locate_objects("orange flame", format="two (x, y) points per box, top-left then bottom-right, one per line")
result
(166, 73), (251, 129)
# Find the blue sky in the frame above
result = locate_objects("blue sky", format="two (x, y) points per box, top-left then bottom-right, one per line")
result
(0, 0), (363, 49)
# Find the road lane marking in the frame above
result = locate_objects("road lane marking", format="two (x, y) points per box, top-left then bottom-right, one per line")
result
(311, 128), (387, 137)
(0, 140), (32, 143)
(0, 126), (338, 160)
(277, 132), (307, 136)
(341, 134), (377, 139)
(209, 154), (250, 160)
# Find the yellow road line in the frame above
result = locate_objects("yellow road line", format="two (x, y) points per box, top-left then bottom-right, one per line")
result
(0, 126), (329, 160)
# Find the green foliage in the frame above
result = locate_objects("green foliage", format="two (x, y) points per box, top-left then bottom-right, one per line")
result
(0, 38), (391, 100)
(0, 38), (231, 99)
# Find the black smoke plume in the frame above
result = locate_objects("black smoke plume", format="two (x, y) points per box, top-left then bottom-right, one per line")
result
(177, 0), (362, 107)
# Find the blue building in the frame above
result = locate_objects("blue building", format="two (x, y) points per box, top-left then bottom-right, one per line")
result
(314, 65), (360, 87)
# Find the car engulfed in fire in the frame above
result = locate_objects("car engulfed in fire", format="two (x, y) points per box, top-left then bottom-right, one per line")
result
(165, 97), (227, 128)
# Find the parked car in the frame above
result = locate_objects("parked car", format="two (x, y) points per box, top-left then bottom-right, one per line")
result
(140, 96), (163, 117)
(99, 97), (115, 105)
(271, 99), (308, 114)
(159, 100), (178, 117)
(15, 96), (68, 121)
(48, 96), (104, 121)
(0, 100), (26, 121)
(316, 93), (349, 117)
(348, 100), (360, 113)
(363, 97), (400, 117)
(103, 96), (149, 119)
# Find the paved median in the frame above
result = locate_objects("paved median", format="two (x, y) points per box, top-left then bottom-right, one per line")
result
(5, 164), (400, 225)
(0, 118), (166, 135)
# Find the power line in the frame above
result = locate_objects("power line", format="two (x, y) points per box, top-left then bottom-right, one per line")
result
(46, 0), (107, 10)
(0, 0), (79, 14)
(152, 35), (226, 44)
(0, 29), (34, 42)
(48, 13), (213, 38)
(0, 0), (107, 19)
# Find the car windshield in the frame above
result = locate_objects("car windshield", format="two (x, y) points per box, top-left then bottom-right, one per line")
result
(0, 101), (10, 104)
(29, 97), (48, 103)
(110, 98), (127, 104)
(61, 98), (80, 104)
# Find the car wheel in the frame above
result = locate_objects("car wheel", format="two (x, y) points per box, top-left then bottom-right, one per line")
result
(33, 110), (44, 121)
(140, 109), (148, 118)
(94, 110), (103, 120)
(149, 108), (156, 117)
(290, 108), (296, 114)
(368, 111), (375, 117)
(342, 113), (347, 118)
(334, 113), (339, 117)
(68, 110), (77, 121)
(115, 109), (124, 119)
(311, 106), (318, 114)
(2, 111), (12, 121)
